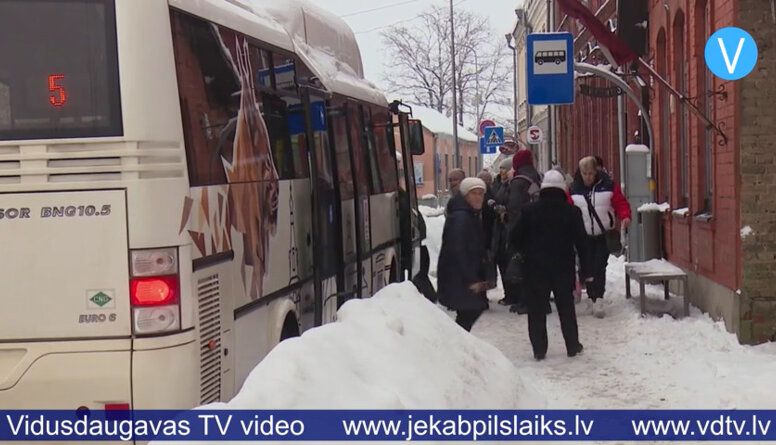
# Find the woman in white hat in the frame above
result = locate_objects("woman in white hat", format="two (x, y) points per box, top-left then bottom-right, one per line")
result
(438, 177), (492, 332)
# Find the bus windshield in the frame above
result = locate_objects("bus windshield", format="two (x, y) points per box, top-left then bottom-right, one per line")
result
(0, 0), (122, 141)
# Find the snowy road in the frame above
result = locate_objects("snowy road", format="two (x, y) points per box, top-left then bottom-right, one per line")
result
(422, 207), (776, 412)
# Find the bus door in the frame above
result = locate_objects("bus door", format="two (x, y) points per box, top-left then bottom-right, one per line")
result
(305, 93), (342, 326)
(344, 100), (372, 299)
(328, 99), (360, 308)
(395, 112), (422, 277)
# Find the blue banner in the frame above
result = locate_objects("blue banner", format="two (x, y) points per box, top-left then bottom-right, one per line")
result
(0, 410), (774, 441)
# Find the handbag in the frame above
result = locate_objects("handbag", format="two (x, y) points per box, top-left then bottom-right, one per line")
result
(583, 193), (622, 255)
(504, 251), (525, 284)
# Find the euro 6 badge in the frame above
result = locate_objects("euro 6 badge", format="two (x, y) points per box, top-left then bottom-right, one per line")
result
(80, 290), (118, 324)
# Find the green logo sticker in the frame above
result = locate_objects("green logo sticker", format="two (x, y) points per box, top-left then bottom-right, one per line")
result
(90, 292), (112, 307)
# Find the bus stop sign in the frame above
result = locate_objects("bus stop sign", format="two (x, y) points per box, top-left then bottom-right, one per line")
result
(526, 32), (574, 105)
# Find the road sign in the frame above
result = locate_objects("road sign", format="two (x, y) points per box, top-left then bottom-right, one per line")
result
(479, 137), (496, 154)
(526, 32), (575, 105)
(479, 119), (496, 135)
(483, 126), (503, 147)
(527, 126), (543, 144)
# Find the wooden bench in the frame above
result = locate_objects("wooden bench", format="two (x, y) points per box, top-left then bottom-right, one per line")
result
(625, 260), (690, 318)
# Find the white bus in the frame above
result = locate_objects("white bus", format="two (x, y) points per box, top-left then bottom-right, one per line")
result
(0, 0), (428, 412)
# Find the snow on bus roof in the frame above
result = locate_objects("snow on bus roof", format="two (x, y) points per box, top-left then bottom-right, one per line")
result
(408, 106), (479, 142)
(253, 0), (389, 106)
(169, 0), (293, 52)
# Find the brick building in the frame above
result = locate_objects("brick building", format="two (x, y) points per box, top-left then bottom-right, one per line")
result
(552, 0), (645, 185)
(546, 0), (776, 343)
(409, 106), (480, 198)
(647, 0), (776, 344)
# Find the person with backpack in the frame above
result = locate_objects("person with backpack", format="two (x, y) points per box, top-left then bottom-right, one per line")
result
(493, 158), (515, 306)
(570, 156), (632, 318)
(505, 149), (543, 315)
(511, 170), (590, 359)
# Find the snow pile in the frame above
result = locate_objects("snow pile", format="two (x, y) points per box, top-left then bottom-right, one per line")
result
(741, 225), (754, 239)
(625, 144), (650, 153)
(638, 202), (671, 212)
(419, 205), (444, 218)
(672, 207), (690, 217)
(420, 206), (445, 281)
(408, 106), (479, 142)
(421, 194), (437, 200)
(626, 259), (685, 277)
(173, 282), (538, 413)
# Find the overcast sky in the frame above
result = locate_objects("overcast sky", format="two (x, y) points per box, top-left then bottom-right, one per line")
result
(319, 0), (521, 90)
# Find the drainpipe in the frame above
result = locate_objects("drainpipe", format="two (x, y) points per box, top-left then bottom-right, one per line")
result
(518, 9), (534, 130)
(506, 34), (518, 139)
(547, 0), (554, 168)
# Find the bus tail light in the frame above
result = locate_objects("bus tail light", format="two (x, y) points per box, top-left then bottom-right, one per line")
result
(130, 276), (178, 306)
(131, 248), (178, 277)
(130, 248), (181, 335)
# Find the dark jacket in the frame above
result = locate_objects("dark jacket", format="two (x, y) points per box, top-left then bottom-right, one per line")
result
(444, 191), (464, 217)
(491, 177), (512, 260)
(510, 188), (590, 281)
(481, 187), (497, 251)
(506, 165), (542, 234)
(438, 197), (489, 311)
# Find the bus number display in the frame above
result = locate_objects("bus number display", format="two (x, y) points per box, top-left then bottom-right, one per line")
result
(48, 74), (67, 107)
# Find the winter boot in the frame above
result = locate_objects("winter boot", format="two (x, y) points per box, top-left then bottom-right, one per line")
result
(567, 343), (584, 357)
(593, 299), (605, 319)
(510, 303), (528, 314)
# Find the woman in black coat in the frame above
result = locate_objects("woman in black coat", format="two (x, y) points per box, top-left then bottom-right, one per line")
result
(511, 170), (590, 359)
(438, 177), (491, 332)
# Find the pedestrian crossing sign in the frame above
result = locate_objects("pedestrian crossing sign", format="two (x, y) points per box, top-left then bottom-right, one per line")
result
(483, 126), (504, 152)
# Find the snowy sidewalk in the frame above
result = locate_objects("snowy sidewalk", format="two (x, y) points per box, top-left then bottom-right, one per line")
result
(422, 206), (775, 412)
(472, 255), (776, 411)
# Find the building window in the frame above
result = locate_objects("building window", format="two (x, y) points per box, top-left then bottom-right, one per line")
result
(697, 0), (713, 213)
(674, 12), (689, 209)
(444, 153), (449, 190)
(657, 28), (670, 203)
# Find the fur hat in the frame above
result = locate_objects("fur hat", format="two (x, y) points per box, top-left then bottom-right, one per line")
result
(459, 177), (487, 196)
(541, 170), (567, 191)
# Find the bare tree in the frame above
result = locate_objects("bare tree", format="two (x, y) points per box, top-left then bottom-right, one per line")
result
(381, 6), (511, 126)
(381, 6), (452, 112)
(461, 43), (512, 129)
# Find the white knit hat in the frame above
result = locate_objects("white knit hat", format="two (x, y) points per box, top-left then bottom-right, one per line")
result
(541, 170), (567, 191)
(459, 177), (487, 196)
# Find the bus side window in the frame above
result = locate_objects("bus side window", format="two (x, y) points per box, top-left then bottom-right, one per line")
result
(171, 10), (239, 186)
(331, 106), (354, 200)
(372, 109), (398, 193)
(251, 52), (309, 180)
(347, 103), (369, 199)
(362, 108), (383, 194)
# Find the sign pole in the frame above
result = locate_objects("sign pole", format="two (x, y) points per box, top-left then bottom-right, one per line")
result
(450, 0), (460, 167)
